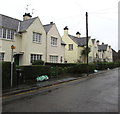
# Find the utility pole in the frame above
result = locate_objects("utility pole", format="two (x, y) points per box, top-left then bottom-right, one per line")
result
(86, 12), (88, 65)
(86, 12), (89, 76)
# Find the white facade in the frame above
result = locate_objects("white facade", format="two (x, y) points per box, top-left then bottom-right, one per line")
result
(0, 14), (65, 65)
(45, 23), (65, 63)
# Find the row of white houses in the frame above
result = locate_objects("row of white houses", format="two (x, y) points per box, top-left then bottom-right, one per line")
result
(0, 13), (113, 65)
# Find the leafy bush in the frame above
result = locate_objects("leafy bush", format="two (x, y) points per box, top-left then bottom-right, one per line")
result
(67, 63), (96, 74)
(32, 60), (44, 65)
(21, 65), (51, 84)
(2, 62), (17, 90)
(96, 62), (119, 70)
(45, 62), (77, 67)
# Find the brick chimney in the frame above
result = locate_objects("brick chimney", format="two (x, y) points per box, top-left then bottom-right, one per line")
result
(23, 13), (32, 21)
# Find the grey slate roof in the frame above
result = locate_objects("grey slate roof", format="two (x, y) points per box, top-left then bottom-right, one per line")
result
(43, 23), (54, 33)
(68, 34), (90, 46)
(98, 44), (108, 51)
(20, 17), (37, 32)
(0, 14), (20, 30)
(0, 14), (37, 32)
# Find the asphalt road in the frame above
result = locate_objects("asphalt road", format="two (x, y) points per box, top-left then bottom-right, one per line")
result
(3, 68), (118, 112)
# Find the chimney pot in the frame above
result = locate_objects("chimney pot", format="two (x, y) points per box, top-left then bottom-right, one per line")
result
(96, 40), (100, 45)
(64, 26), (68, 35)
(76, 31), (81, 38)
(64, 26), (68, 30)
(50, 22), (53, 24)
(23, 13), (32, 21)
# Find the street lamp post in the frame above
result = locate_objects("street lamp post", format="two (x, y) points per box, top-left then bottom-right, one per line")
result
(11, 45), (15, 87)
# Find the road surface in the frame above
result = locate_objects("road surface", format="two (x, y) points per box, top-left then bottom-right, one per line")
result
(3, 68), (118, 112)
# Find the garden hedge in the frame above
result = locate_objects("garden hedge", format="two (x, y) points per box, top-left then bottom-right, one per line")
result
(2, 61), (120, 90)
(2, 62), (17, 89)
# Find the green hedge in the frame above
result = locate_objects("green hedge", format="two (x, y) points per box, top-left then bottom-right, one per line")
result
(21, 65), (51, 84)
(2, 62), (17, 89)
(96, 62), (119, 70)
(2, 61), (120, 90)
(45, 62), (77, 67)
(32, 60), (44, 65)
(67, 63), (96, 74)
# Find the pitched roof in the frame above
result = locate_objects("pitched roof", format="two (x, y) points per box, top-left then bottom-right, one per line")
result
(91, 39), (95, 44)
(19, 17), (37, 32)
(0, 14), (20, 30)
(0, 14), (37, 32)
(61, 40), (66, 45)
(98, 44), (108, 51)
(43, 23), (54, 33)
(68, 34), (90, 46)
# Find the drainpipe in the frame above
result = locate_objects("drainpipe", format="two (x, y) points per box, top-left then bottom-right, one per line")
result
(44, 32), (47, 65)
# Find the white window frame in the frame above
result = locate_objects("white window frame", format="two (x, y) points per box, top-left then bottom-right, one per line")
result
(33, 32), (42, 43)
(50, 55), (58, 63)
(51, 37), (57, 46)
(0, 28), (2, 38)
(31, 54), (42, 63)
(3, 28), (7, 38)
(0, 28), (15, 40)
(68, 44), (73, 50)
(7, 29), (11, 39)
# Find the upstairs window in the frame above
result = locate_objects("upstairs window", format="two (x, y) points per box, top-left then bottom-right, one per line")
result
(1, 28), (15, 40)
(33, 32), (41, 43)
(0, 28), (2, 38)
(11, 30), (14, 39)
(7, 29), (11, 39)
(51, 37), (57, 46)
(68, 44), (73, 50)
(3, 28), (7, 38)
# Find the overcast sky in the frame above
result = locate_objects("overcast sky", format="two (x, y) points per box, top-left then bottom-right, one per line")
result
(0, 0), (119, 51)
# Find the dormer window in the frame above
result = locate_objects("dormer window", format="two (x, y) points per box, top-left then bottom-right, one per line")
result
(33, 32), (42, 43)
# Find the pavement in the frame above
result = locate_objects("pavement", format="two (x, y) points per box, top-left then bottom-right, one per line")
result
(2, 69), (111, 98)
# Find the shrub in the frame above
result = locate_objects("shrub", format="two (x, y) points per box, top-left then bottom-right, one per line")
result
(66, 63), (96, 74)
(96, 62), (119, 70)
(32, 60), (44, 65)
(2, 62), (17, 90)
(20, 65), (64, 84)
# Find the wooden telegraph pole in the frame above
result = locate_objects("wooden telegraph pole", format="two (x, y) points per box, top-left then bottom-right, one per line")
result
(86, 12), (89, 75)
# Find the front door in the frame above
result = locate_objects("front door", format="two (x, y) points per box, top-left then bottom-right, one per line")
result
(14, 54), (19, 66)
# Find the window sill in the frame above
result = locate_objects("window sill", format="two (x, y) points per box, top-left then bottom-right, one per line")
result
(68, 49), (73, 51)
(51, 45), (58, 47)
(0, 38), (15, 42)
(32, 41), (41, 44)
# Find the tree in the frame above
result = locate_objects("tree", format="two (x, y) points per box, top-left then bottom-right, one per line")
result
(81, 47), (91, 63)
